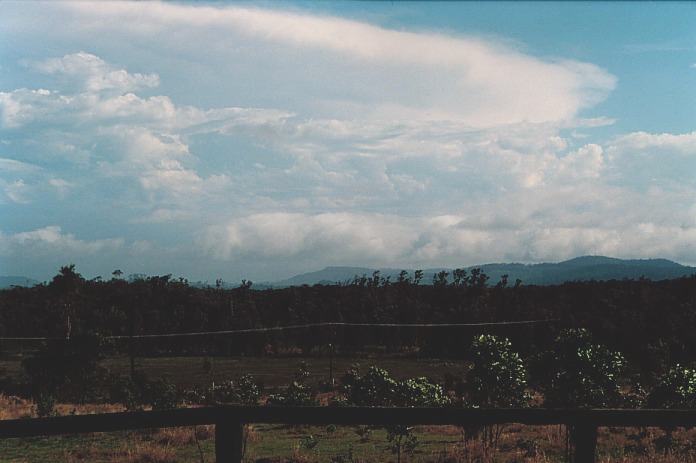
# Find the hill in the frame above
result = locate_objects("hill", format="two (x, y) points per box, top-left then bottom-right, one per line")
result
(0, 276), (39, 289)
(268, 256), (696, 287)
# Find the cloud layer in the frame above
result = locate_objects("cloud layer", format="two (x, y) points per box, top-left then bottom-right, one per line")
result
(1, 2), (694, 281)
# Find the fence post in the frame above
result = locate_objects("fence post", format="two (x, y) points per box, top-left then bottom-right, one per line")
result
(571, 422), (597, 463)
(215, 419), (244, 463)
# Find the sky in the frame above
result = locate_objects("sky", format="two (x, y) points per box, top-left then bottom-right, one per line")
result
(1, 1), (695, 283)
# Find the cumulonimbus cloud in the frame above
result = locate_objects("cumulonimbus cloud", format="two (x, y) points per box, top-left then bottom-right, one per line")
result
(11, 1), (617, 127)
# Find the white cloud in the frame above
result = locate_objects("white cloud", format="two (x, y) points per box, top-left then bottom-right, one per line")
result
(42, 2), (616, 127)
(0, 226), (124, 255)
(2, 179), (30, 203)
(606, 131), (696, 189)
(610, 131), (696, 152)
(198, 211), (696, 268)
(3, 4), (696, 279)
(48, 178), (73, 197)
(199, 212), (419, 262)
(33, 51), (159, 93)
(0, 157), (40, 173)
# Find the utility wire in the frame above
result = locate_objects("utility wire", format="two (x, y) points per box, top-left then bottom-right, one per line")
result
(0, 319), (559, 341)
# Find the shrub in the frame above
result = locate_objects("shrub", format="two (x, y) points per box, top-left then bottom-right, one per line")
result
(648, 365), (696, 409)
(215, 374), (262, 405)
(462, 334), (529, 453)
(267, 363), (317, 406)
(341, 365), (449, 463)
(34, 393), (56, 417)
(144, 377), (180, 410)
(464, 334), (529, 408)
(532, 328), (626, 408)
(108, 372), (180, 410)
(22, 334), (110, 403)
(341, 365), (398, 406)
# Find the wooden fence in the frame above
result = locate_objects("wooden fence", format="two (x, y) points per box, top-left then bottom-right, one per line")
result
(1, 406), (696, 462)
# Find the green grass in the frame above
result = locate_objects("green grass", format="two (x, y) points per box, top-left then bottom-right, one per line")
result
(1, 355), (469, 389)
(0, 424), (514, 463)
(4, 424), (691, 463)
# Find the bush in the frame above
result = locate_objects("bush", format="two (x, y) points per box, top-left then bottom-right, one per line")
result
(108, 372), (180, 410)
(532, 328), (626, 408)
(341, 365), (398, 406)
(464, 334), (529, 408)
(341, 365), (448, 463)
(22, 334), (110, 403)
(647, 364), (696, 409)
(144, 377), (180, 410)
(462, 335), (528, 453)
(108, 374), (143, 410)
(267, 363), (317, 406)
(215, 374), (262, 405)
(34, 393), (56, 417)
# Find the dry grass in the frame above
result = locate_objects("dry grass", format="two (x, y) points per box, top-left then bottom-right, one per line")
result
(0, 394), (125, 420)
(0, 394), (33, 419)
(116, 441), (178, 463)
(5, 397), (696, 463)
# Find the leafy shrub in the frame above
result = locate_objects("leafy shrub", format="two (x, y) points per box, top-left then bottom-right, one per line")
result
(144, 377), (180, 410)
(341, 366), (398, 406)
(108, 371), (180, 410)
(532, 328), (626, 408)
(461, 335), (529, 453)
(34, 393), (56, 417)
(22, 334), (111, 403)
(108, 373), (143, 410)
(341, 365), (448, 463)
(464, 334), (529, 408)
(216, 374), (262, 405)
(267, 363), (317, 406)
(646, 364), (696, 451)
(647, 364), (696, 408)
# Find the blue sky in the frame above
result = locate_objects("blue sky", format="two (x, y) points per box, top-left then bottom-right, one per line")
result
(1, 1), (695, 282)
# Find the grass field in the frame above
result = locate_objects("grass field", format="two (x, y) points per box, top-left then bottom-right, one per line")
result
(3, 357), (696, 462)
(4, 420), (696, 462)
(1, 354), (470, 389)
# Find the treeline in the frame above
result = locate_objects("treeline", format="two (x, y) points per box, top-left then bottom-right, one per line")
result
(1, 265), (695, 378)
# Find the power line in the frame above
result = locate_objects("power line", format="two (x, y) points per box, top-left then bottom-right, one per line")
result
(0, 319), (559, 341)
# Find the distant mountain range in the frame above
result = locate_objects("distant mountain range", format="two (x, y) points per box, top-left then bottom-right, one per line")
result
(267, 256), (696, 287)
(0, 276), (40, 289)
(3, 256), (695, 289)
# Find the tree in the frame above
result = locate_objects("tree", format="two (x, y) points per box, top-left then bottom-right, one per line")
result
(463, 335), (529, 453)
(49, 264), (85, 339)
(465, 334), (529, 408)
(647, 365), (696, 451)
(648, 365), (696, 409)
(397, 270), (411, 285)
(22, 334), (109, 403)
(267, 362), (317, 406)
(342, 366), (449, 463)
(433, 271), (449, 287)
(452, 268), (468, 287)
(533, 328), (626, 408)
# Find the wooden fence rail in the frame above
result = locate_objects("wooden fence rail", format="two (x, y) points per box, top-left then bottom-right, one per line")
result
(1, 407), (696, 462)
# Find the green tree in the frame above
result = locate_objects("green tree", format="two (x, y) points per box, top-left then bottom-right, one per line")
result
(267, 362), (317, 406)
(533, 328), (626, 408)
(648, 365), (696, 408)
(433, 271), (449, 287)
(342, 366), (449, 463)
(22, 334), (109, 403)
(465, 334), (529, 408)
(463, 334), (529, 453)
(647, 365), (696, 451)
(49, 264), (84, 338)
